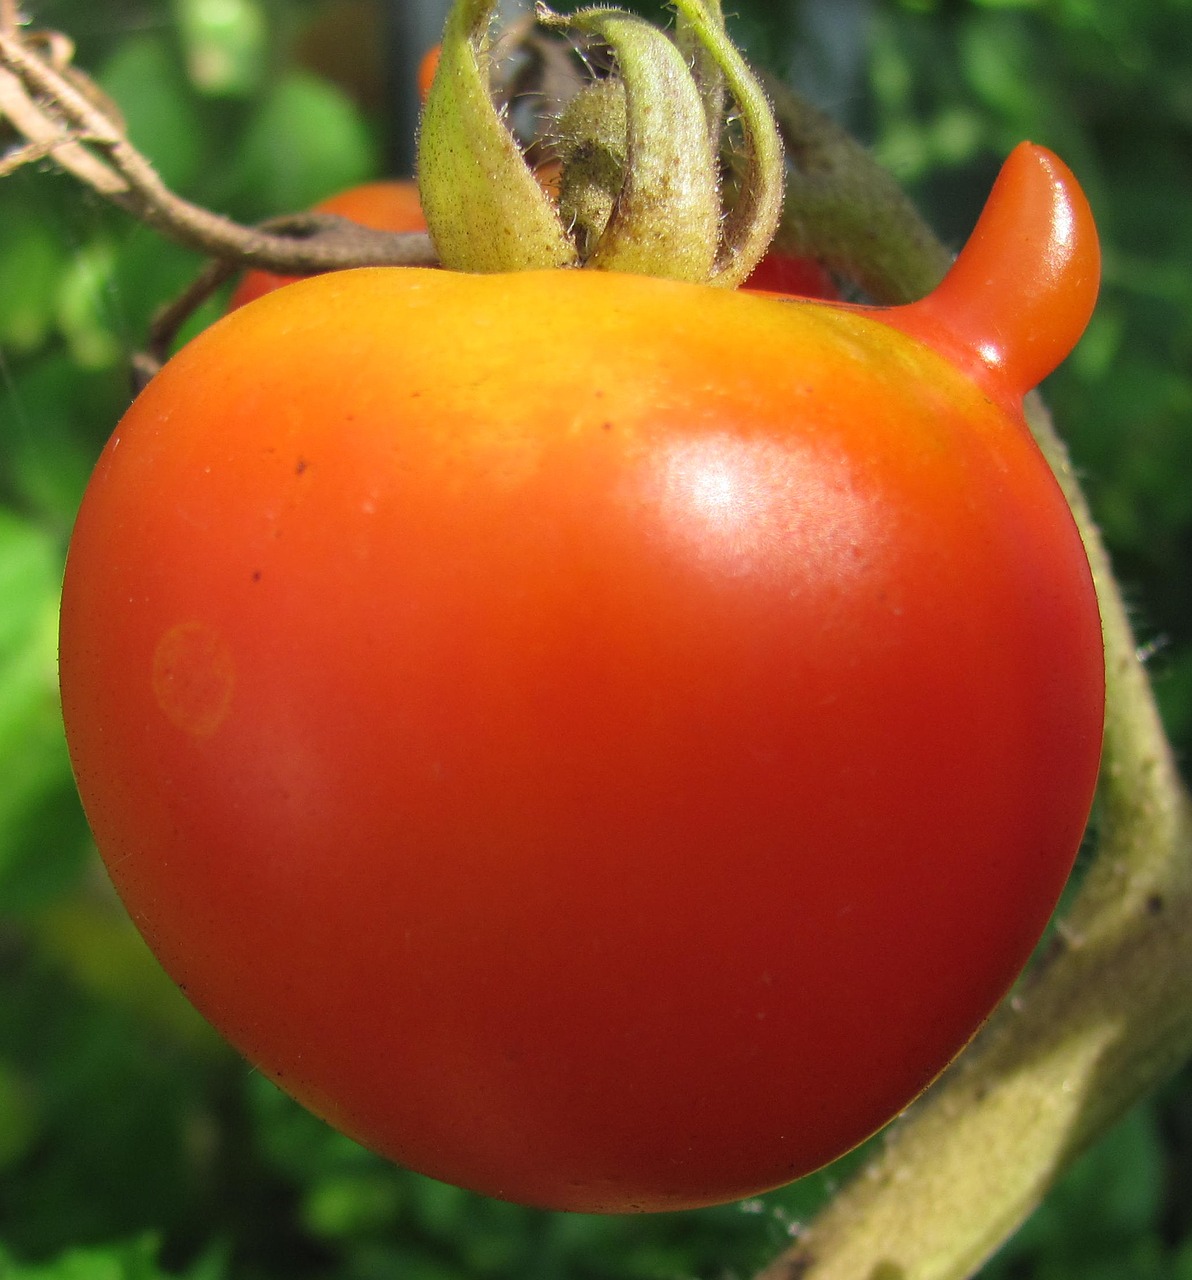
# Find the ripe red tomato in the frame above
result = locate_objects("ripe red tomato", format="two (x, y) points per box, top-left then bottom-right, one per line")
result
(418, 43), (440, 102)
(742, 248), (837, 298)
(59, 144), (1103, 1212)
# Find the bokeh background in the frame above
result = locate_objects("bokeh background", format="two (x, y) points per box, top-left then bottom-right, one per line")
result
(1, 0), (1190, 1276)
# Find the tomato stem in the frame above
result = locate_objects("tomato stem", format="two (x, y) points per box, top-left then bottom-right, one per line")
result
(762, 74), (953, 303)
(0, 29), (436, 275)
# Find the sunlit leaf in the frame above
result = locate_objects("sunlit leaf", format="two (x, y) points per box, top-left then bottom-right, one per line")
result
(0, 512), (89, 914)
(176, 0), (268, 97)
(224, 71), (380, 219)
(98, 35), (210, 193)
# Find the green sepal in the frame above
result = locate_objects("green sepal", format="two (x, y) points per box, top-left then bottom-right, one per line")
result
(555, 80), (628, 263)
(545, 5), (720, 281)
(418, 0), (784, 284)
(417, 0), (577, 272)
(670, 0), (784, 287)
(674, 0), (726, 148)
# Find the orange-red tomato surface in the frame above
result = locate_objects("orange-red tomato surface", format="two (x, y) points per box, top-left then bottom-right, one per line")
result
(60, 145), (1104, 1213)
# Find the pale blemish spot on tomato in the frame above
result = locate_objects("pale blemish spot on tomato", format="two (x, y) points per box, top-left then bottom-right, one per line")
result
(152, 622), (235, 737)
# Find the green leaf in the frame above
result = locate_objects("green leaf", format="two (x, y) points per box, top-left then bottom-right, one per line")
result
(1154, 646), (1192, 749)
(1, 354), (117, 531)
(225, 71), (380, 219)
(98, 35), (210, 193)
(0, 511), (90, 914)
(0, 1058), (40, 1171)
(0, 1236), (188, 1280)
(301, 1170), (404, 1241)
(54, 240), (122, 371)
(0, 203), (66, 354)
(175, 0), (268, 97)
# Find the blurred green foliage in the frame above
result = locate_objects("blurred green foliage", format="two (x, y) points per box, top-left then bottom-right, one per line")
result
(0, 0), (1189, 1276)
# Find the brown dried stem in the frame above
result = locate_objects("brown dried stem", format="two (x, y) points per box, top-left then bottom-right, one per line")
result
(0, 27), (436, 275)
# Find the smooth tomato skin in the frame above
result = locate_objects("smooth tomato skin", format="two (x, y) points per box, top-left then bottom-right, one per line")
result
(59, 267), (1103, 1212)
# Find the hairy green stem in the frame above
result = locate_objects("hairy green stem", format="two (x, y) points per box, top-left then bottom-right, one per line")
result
(752, 101), (1192, 1280)
(763, 74), (952, 303)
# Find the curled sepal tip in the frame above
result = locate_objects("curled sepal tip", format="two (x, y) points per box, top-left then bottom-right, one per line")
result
(885, 143), (1101, 404)
(417, 0), (577, 273)
(670, 0), (784, 288)
(542, 4), (720, 282)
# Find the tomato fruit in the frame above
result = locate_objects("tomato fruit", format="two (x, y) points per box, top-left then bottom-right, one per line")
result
(418, 43), (440, 102)
(59, 144), (1103, 1213)
(742, 248), (838, 298)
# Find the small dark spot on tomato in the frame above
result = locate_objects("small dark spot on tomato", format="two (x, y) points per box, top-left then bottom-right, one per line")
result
(1147, 894), (1164, 915)
(295, 458), (309, 476)
(601, 421), (613, 431)
(251, 570), (262, 583)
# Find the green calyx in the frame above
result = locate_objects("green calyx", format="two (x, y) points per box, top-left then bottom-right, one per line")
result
(416, 0), (577, 272)
(416, 0), (783, 286)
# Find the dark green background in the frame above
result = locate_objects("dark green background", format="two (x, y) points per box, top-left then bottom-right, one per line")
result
(1, 0), (1190, 1275)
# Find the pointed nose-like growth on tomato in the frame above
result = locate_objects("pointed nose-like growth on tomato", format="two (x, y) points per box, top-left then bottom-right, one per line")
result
(881, 142), (1101, 408)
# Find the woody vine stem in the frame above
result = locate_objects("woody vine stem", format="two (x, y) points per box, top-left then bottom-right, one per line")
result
(0, 9), (436, 266)
(2, 9), (1191, 1279)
